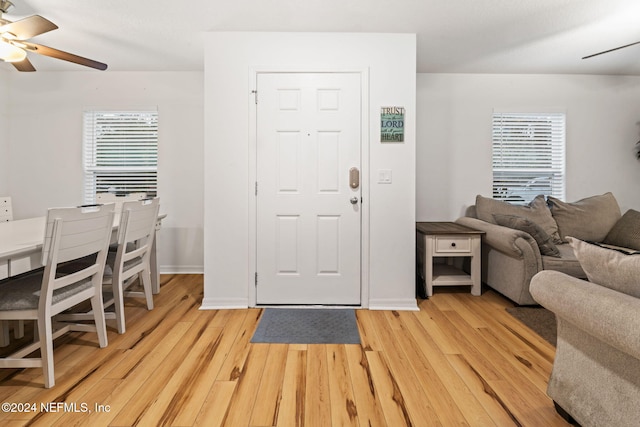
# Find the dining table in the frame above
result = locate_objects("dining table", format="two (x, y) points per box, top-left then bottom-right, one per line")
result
(0, 212), (166, 294)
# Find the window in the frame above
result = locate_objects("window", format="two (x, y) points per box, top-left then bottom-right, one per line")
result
(492, 111), (565, 204)
(83, 110), (158, 203)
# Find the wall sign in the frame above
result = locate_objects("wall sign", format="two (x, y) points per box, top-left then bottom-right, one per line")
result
(380, 106), (405, 143)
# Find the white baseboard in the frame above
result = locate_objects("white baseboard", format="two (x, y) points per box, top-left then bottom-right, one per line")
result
(368, 298), (419, 311)
(200, 297), (249, 310)
(159, 265), (204, 274)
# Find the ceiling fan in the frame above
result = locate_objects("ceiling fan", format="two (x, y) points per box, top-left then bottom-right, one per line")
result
(583, 40), (640, 59)
(0, 0), (106, 71)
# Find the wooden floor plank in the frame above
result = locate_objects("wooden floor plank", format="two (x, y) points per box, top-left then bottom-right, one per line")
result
(396, 310), (497, 426)
(354, 309), (383, 352)
(365, 350), (413, 426)
(221, 344), (270, 427)
(372, 311), (442, 427)
(0, 275), (572, 427)
(215, 309), (262, 382)
(304, 345), (332, 427)
(249, 343), (288, 427)
(193, 381), (237, 427)
(325, 344), (359, 427)
(133, 326), (225, 427)
(386, 311), (476, 426)
(276, 349), (306, 427)
(343, 346), (387, 427)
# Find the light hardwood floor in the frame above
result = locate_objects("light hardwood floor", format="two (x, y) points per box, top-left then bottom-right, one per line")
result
(0, 274), (570, 426)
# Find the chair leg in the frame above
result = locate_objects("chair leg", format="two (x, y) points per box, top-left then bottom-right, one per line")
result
(38, 318), (55, 389)
(0, 321), (9, 347)
(0, 320), (25, 347)
(14, 320), (24, 339)
(90, 295), (108, 348)
(111, 279), (127, 335)
(141, 270), (154, 311)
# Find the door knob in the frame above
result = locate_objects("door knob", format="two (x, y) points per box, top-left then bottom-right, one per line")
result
(350, 197), (359, 205)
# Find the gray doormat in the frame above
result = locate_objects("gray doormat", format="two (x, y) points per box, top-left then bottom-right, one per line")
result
(251, 308), (361, 344)
(506, 307), (556, 346)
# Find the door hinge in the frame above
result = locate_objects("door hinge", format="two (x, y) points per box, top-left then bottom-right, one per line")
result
(255, 181), (258, 196)
(251, 90), (258, 104)
(255, 272), (258, 286)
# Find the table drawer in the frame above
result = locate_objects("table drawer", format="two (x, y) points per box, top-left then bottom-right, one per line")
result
(434, 236), (471, 253)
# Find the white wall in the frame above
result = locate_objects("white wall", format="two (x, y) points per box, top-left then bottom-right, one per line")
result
(417, 73), (640, 221)
(6, 71), (204, 273)
(203, 32), (417, 310)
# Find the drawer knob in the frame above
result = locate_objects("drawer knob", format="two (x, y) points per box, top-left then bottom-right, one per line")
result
(451, 242), (456, 247)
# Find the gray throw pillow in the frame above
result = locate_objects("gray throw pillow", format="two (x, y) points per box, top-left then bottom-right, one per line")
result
(475, 194), (561, 243)
(603, 209), (640, 251)
(567, 237), (640, 298)
(548, 193), (621, 243)
(493, 214), (561, 257)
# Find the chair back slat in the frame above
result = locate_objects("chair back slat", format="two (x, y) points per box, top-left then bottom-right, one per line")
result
(97, 193), (147, 215)
(119, 199), (159, 242)
(42, 205), (115, 267)
(123, 204), (159, 243)
(117, 198), (160, 263)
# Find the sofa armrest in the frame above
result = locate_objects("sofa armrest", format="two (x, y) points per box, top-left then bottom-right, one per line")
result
(456, 216), (541, 260)
(531, 270), (640, 360)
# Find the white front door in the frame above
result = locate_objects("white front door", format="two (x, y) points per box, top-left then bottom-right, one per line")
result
(256, 72), (362, 305)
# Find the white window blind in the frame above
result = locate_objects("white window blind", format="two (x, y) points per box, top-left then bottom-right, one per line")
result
(492, 112), (565, 204)
(83, 110), (158, 203)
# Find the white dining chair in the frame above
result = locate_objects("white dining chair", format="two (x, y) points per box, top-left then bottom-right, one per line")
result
(59, 198), (160, 334)
(0, 204), (114, 388)
(104, 198), (160, 334)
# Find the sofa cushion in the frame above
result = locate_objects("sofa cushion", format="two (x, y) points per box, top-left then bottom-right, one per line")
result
(493, 213), (560, 257)
(541, 243), (585, 278)
(548, 192), (621, 242)
(603, 209), (640, 251)
(568, 237), (640, 298)
(475, 194), (561, 243)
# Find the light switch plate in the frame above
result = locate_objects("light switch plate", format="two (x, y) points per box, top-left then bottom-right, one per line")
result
(378, 169), (392, 184)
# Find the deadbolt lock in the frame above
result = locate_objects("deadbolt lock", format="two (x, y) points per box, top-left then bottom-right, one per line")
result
(349, 167), (360, 189)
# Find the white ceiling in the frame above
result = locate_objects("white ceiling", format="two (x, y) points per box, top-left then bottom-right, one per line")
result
(3, 0), (640, 74)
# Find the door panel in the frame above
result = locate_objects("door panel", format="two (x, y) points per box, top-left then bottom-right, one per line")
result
(256, 72), (361, 305)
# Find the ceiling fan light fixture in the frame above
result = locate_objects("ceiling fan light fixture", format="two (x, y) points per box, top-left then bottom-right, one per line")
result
(0, 0), (14, 14)
(0, 39), (26, 62)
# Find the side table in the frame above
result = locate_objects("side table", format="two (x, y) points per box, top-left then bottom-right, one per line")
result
(416, 222), (485, 297)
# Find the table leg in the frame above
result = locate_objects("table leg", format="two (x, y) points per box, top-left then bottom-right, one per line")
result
(425, 235), (434, 297)
(151, 229), (160, 294)
(470, 237), (481, 296)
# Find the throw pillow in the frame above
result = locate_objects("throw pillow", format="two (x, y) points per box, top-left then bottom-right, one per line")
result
(567, 237), (640, 298)
(493, 214), (560, 257)
(475, 194), (561, 243)
(548, 192), (621, 243)
(603, 209), (640, 251)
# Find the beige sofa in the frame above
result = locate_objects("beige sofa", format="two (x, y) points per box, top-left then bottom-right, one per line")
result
(530, 237), (640, 427)
(456, 192), (624, 305)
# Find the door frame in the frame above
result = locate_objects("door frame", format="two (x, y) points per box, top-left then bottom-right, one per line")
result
(248, 67), (370, 308)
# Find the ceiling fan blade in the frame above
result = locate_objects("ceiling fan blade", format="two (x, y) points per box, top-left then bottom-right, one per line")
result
(583, 40), (640, 59)
(0, 15), (57, 40)
(11, 57), (35, 72)
(22, 41), (107, 70)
